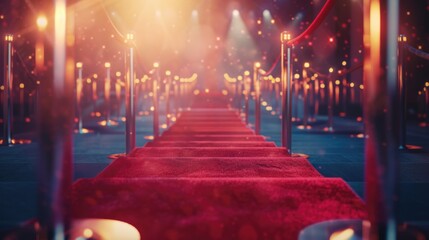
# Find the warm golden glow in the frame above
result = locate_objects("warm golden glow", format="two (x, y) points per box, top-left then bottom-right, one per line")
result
(36, 15), (48, 31)
(281, 31), (291, 42)
(76, 62), (83, 68)
(254, 62), (261, 68)
(82, 228), (93, 238)
(104, 62), (111, 68)
(329, 228), (355, 240)
(126, 33), (134, 40)
(19, 83), (25, 89)
(398, 35), (407, 42)
(165, 70), (171, 76)
(303, 62), (310, 68)
(153, 62), (160, 68)
(329, 67), (334, 73)
(4, 34), (13, 42)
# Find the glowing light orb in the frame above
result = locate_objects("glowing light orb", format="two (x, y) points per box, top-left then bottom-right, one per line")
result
(232, 10), (239, 17)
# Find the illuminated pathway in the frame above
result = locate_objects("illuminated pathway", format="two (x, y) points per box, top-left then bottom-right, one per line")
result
(70, 93), (366, 239)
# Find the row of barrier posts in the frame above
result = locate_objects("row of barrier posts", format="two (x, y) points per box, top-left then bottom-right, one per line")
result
(224, 0), (428, 237)
(73, 57), (199, 152)
(1, 3), (200, 238)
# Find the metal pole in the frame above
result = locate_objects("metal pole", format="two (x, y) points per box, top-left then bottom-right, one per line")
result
(363, 0), (399, 238)
(327, 76), (334, 132)
(3, 34), (13, 146)
(426, 88), (429, 125)
(105, 62), (111, 126)
(76, 62), (83, 133)
(165, 71), (171, 127)
(244, 72), (250, 125)
(281, 31), (292, 155)
(254, 62), (261, 134)
(37, 2), (74, 238)
(125, 33), (136, 154)
(302, 63), (310, 129)
(397, 35), (407, 149)
(153, 63), (160, 139)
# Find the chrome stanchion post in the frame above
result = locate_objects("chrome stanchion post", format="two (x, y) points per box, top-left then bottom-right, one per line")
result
(397, 34), (407, 149)
(2, 34), (13, 146)
(153, 62), (160, 139)
(104, 62), (112, 126)
(363, 0), (399, 238)
(302, 62), (310, 129)
(37, 2), (75, 237)
(237, 75), (243, 111)
(125, 33), (136, 154)
(254, 62), (261, 134)
(426, 86), (429, 125)
(76, 62), (84, 133)
(281, 31), (293, 155)
(235, 75), (240, 109)
(244, 71), (250, 125)
(165, 70), (171, 127)
(327, 67), (334, 132)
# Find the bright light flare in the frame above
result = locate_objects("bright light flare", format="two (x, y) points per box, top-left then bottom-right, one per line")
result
(329, 228), (355, 240)
(192, 10), (198, 18)
(232, 10), (239, 17)
(36, 15), (48, 31)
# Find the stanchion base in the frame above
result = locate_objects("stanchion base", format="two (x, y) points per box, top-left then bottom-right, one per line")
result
(2, 218), (140, 240)
(291, 153), (309, 158)
(399, 144), (423, 151)
(299, 219), (426, 240)
(297, 125), (312, 130)
(0, 139), (32, 146)
(292, 117), (301, 122)
(90, 111), (102, 117)
(108, 153), (126, 159)
(74, 128), (94, 134)
(323, 127), (334, 132)
(97, 120), (119, 127)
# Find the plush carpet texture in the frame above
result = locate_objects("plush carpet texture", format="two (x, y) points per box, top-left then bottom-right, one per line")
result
(72, 178), (366, 240)
(71, 93), (367, 239)
(97, 157), (323, 178)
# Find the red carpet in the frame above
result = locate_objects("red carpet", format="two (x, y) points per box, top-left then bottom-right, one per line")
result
(72, 178), (365, 240)
(97, 157), (322, 178)
(144, 141), (276, 147)
(71, 93), (367, 239)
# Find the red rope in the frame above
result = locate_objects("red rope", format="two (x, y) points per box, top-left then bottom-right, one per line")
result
(308, 62), (363, 78)
(287, 0), (336, 46)
(259, 54), (281, 76)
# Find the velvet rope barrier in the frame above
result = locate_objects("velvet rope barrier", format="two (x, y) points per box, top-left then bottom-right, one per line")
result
(259, 54), (281, 76)
(287, 0), (336, 46)
(308, 62), (363, 79)
(405, 44), (429, 61)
